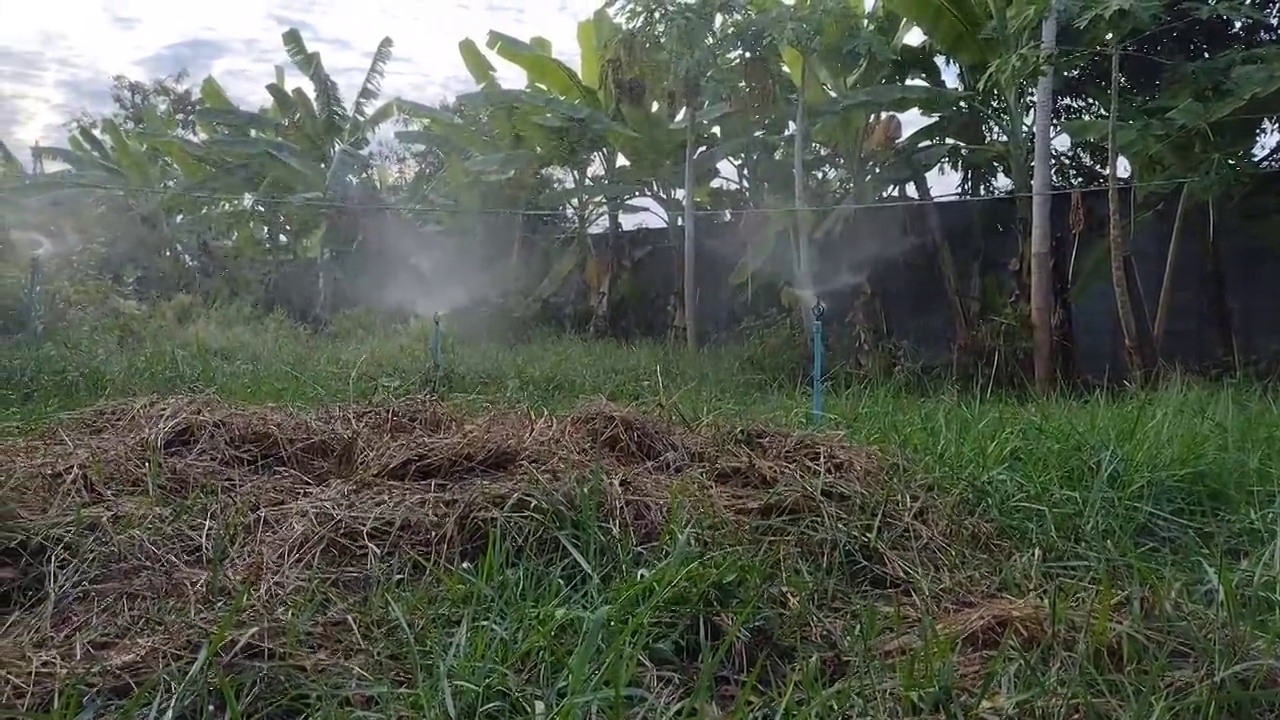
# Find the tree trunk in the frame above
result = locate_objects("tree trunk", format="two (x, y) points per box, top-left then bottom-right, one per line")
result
(1051, 221), (1076, 383)
(683, 103), (698, 350)
(510, 214), (523, 275)
(314, 214), (330, 326)
(1106, 41), (1148, 381)
(1029, 0), (1060, 393)
(1201, 198), (1238, 371)
(665, 196), (683, 337)
(575, 181), (606, 336)
(1152, 182), (1191, 359)
(1006, 92), (1032, 310)
(912, 174), (970, 355)
(794, 60), (814, 329)
(509, 186), (524, 270)
(315, 250), (327, 325)
(595, 198), (623, 336)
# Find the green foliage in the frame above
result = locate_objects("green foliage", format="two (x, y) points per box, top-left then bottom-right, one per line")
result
(1062, 41), (1280, 201)
(0, 0), (1275, 338)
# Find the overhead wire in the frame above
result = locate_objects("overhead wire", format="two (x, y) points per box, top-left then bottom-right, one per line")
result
(5, 167), (1277, 216)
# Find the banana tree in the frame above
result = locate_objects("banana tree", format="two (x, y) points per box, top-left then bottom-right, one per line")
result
(189, 28), (410, 320)
(5, 73), (250, 296)
(395, 97), (532, 261)
(0, 141), (31, 264)
(20, 119), (198, 293)
(457, 38), (545, 269)
(455, 15), (695, 333)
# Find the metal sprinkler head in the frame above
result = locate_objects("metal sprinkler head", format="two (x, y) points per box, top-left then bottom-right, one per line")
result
(811, 300), (826, 321)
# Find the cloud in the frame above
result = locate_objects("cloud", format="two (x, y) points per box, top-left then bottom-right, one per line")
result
(138, 38), (240, 81)
(109, 13), (144, 32)
(266, 14), (322, 41)
(0, 46), (115, 152)
(1, 0), (613, 152)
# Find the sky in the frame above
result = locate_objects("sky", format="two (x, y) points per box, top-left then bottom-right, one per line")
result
(0, 0), (609, 150)
(0, 0), (958, 228)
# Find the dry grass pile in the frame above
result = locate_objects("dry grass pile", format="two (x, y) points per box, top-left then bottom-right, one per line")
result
(0, 394), (985, 708)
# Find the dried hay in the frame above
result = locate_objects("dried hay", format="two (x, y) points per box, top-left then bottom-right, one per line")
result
(0, 393), (974, 709)
(880, 596), (1051, 683)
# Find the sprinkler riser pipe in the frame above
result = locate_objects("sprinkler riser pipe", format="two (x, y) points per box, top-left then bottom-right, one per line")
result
(431, 313), (443, 369)
(811, 301), (825, 424)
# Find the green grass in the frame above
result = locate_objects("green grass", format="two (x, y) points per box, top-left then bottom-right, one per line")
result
(4, 301), (1280, 718)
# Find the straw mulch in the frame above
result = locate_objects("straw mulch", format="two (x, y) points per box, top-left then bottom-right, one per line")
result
(0, 394), (978, 709)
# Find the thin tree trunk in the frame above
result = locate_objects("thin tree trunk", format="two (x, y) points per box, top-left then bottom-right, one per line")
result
(1201, 197), (1238, 371)
(1051, 220), (1076, 383)
(314, 213), (330, 326)
(573, 179), (604, 336)
(1029, 0), (1060, 393)
(582, 189), (622, 337)
(912, 175), (970, 353)
(315, 251), (327, 324)
(683, 102), (698, 350)
(510, 214), (523, 271)
(665, 195), (682, 336)
(509, 184), (526, 271)
(1106, 40), (1147, 381)
(1152, 181), (1191, 358)
(1006, 93), (1032, 308)
(794, 61), (813, 329)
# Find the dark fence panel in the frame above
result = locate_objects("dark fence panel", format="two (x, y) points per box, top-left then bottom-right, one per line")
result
(581, 178), (1280, 379)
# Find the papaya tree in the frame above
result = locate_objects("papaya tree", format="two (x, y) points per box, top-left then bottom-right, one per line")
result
(1028, 0), (1063, 391)
(612, 0), (742, 348)
(724, 0), (968, 346)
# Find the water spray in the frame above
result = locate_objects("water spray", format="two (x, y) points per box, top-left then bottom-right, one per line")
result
(811, 299), (825, 425)
(431, 312), (443, 371)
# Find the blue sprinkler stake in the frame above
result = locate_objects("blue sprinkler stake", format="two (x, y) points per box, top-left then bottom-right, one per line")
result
(431, 312), (443, 370)
(811, 300), (825, 425)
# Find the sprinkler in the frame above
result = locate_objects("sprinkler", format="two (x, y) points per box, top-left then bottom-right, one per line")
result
(431, 312), (443, 370)
(811, 300), (825, 425)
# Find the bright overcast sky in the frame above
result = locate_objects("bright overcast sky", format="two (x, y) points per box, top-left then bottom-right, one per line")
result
(0, 0), (964, 224)
(0, 0), (610, 151)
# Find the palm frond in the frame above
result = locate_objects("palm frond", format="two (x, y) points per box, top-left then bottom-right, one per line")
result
(350, 37), (395, 129)
(74, 127), (116, 166)
(0, 141), (24, 176)
(280, 28), (315, 78)
(35, 144), (119, 177)
(281, 28), (349, 140)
